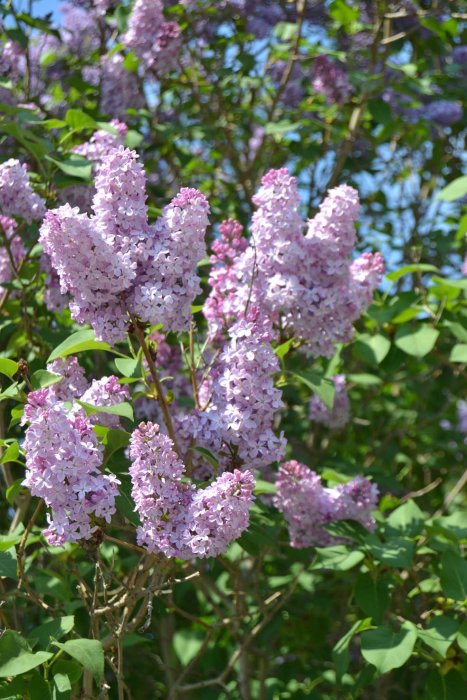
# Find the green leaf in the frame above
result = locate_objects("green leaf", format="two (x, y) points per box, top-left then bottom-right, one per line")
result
(368, 538), (415, 569)
(0, 358), (18, 378)
(65, 109), (97, 131)
(0, 441), (20, 465)
(48, 330), (113, 361)
(353, 334), (391, 365)
(46, 155), (92, 180)
(355, 575), (391, 623)
(173, 630), (204, 665)
(274, 338), (294, 359)
(114, 357), (140, 377)
(28, 617), (75, 651)
(426, 669), (466, 700)
(313, 546), (365, 571)
(457, 620), (467, 653)
(53, 639), (104, 683)
(386, 264), (438, 282)
(254, 479), (276, 495)
(0, 548), (17, 580)
(76, 401), (134, 422)
(439, 550), (467, 600)
(449, 344), (467, 363)
(394, 326), (439, 358)
(6, 479), (25, 505)
(0, 631), (53, 677)
(360, 621), (417, 674)
(437, 175), (467, 201)
(386, 500), (425, 537)
(53, 672), (71, 695)
(333, 619), (372, 681)
(291, 371), (335, 409)
(418, 616), (459, 657)
(189, 445), (219, 469)
(348, 373), (382, 386)
(31, 370), (62, 391)
(51, 661), (82, 685)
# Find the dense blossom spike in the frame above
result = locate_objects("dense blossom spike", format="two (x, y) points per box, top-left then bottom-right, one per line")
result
(309, 375), (350, 429)
(0, 159), (46, 223)
(124, 0), (181, 75)
(129, 422), (254, 558)
(40, 147), (209, 343)
(274, 461), (378, 548)
(22, 399), (120, 546)
(202, 168), (383, 357)
(46, 356), (89, 402)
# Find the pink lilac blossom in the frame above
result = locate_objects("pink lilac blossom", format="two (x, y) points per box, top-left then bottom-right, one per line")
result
(73, 120), (128, 163)
(129, 422), (254, 558)
(46, 356), (89, 402)
(60, 3), (100, 57)
(175, 315), (285, 476)
(40, 147), (209, 343)
(309, 374), (350, 429)
(312, 56), (352, 105)
(22, 396), (120, 546)
(203, 168), (383, 357)
(274, 460), (378, 548)
(79, 375), (130, 428)
(125, 0), (181, 75)
(95, 54), (144, 119)
(0, 159), (46, 223)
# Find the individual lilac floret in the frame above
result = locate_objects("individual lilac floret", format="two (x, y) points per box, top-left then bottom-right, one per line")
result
(309, 375), (350, 430)
(22, 398), (120, 546)
(0, 159), (46, 222)
(425, 100), (463, 127)
(124, 0), (181, 75)
(79, 375), (130, 428)
(129, 422), (254, 558)
(274, 461), (378, 548)
(312, 55), (352, 105)
(46, 356), (89, 402)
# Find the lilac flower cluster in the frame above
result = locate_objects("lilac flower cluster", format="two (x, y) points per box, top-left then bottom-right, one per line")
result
(312, 55), (352, 105)
(129, 422), (254, 558)
(73, 120), (128, 163)
(87, 54), (144, 119)
(203, 168), (384, 357)
(125, 0), (181, 76)
(60, 3), (100, 57)
(309, 375), (350, 430)
(22, 393), (120, 546)
(274, 460), (378, 548)
(424, 100), (463, 127)
(46, 356), (89, 402)
(0, 159), (45, 223)
(40, 147), (209, 343)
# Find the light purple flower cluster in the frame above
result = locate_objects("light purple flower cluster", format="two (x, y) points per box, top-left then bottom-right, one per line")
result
(129, 422), (254, 558)
(309, 375), (350, 430)
(453, 46), (467, 65)
(124, 0), (181, 75)
(274, 460), (378, 548)
(91, 54), (144, 119)
(60, 3), (100, 57)
(46, 356), (89, 402)
(0, 159), (46, 223)
(22, 393), (120, 546)
(312, 55), (352, 105)
(40, 147), (209, 343)
(73, 120), (128, 163)
(203, 168), (384, 357)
